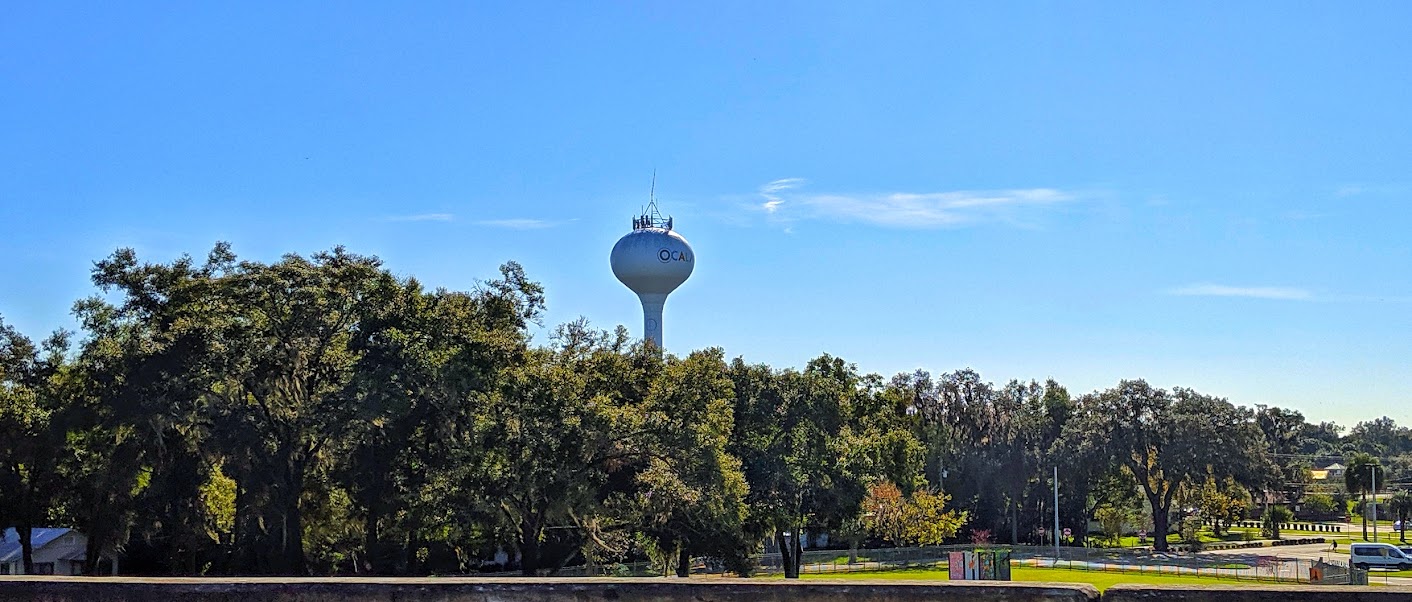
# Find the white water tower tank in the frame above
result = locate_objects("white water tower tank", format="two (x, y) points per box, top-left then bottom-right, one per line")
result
(610, 202), (694, 349)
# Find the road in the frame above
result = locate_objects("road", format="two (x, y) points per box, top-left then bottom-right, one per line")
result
(1202, 542), (1340, 562)
(1200, 542), (1412, 586)
(793, 541), (1412, 586)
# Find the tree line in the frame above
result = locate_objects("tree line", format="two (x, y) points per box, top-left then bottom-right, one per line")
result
(0, 244), (1404, 576)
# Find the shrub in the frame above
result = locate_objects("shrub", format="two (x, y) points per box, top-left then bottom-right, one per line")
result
(970, 528), (993, 545)
(1179, 515), (1204, 550)
(1262, 505), (1294, 539)
(1095, 506), (1131, 547)
(1301, 493), (1338, 520)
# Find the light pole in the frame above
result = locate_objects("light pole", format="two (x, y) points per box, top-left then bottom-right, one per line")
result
(1053, 466), (1060, 559)
(1372, 465), (1378, 542)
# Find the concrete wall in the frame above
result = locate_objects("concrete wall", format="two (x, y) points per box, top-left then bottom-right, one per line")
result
(2, 577), (1411, 602)
(0, 577), (1096, 602)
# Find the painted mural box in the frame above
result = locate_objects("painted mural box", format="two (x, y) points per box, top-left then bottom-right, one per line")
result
(947, 550), (1011, 581)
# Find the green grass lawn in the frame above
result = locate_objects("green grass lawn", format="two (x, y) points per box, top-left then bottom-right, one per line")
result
(814, 554), (865, 565)
(798, 565), (1299, 591)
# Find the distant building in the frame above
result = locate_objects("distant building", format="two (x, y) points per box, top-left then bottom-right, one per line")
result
(0, 528), (88, 575)
(1323, 463), (1347, 480)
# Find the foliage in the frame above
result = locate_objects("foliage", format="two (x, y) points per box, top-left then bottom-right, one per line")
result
(1389, 490), (1412, 543)
(1195, 475), (1250, 536)
(198, 463), (236, 542)
(632, 348), (751, 577)
(728, 355), (874, 578)
(903, 489), (965, 545)
(1345, 452), (1383, 541)
(1301, 493), (1338, 520)
(1073, 380), (1270, 552)
(1178, 515), (1203, 548)
(8, 241), (1412, 577)
(0, 319), (70, 575)
(904, 371), (1076, 546)
(1094, 506), (1131, 546)
(460, 331), (655, 575)
(1261, 505), (1294, 540)
(969, 528), (993, 545)
(859, 482), (908, 544)
(858, 482), (964, 547)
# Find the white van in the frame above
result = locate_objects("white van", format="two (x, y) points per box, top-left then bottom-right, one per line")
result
(1349, 543), (1412, 570)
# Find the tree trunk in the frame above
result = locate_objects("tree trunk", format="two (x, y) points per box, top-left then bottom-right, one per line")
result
(675, 546), (690, 577)
(232, 479), (265, 574)
(278, 457), (308, 575)
(519, 517), (541, 577)
(363, 508), (381, 574)
(18, 524), (34, 575)
(232, 481), (247, 573)
(405, 530), (421, 575)
(776, 531), (799, 579)
(84, 532), (102, 576)
(1010, 500), (1019, 544)
(1362, 493), (1369, 541)
(1150, 503), (1170, 552)
(792, 529), (802, 575)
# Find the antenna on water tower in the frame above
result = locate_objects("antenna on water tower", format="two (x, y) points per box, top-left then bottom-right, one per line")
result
(610, 175), (694, 349)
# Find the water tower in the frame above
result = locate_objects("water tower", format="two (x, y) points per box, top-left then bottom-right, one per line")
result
(610, 193), (694, 349)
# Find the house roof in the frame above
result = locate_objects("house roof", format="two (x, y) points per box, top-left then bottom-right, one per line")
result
(0, 528), (74, 563)
(55, 546), (88, 562)
(1325, 463), (1347, 470)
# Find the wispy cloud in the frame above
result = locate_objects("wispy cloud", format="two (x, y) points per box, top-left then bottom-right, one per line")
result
(758, 178), (806, 214)
(1282, 210), (1327, 221)
(761, 178), (806, 194)
(1335, 185), (1365, 198)
(385, 213), (454, 222)
(1333, 183), (1409, 198)
(475, 218), (561, 230)
(381, 214), (571, 230)
(753, 178), (1075, 228)
(1168, 284), (1312, 300)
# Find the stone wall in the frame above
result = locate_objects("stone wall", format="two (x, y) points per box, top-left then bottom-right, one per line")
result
(2, 577), (1411, 601)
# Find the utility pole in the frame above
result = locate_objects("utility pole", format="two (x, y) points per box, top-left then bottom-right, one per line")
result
(1053, 466), (1060, 559)
(1372, 465), (1378, 542)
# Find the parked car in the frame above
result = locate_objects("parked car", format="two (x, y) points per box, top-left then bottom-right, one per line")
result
(1349, 543), (1412, 570)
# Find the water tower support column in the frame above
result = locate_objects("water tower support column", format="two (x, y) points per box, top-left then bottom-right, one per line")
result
(638, 293), (666, 349)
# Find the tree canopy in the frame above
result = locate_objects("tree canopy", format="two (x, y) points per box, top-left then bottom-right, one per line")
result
(0, 242), (1399, 575)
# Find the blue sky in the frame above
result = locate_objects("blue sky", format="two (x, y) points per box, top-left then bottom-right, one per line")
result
(3, 2), (1409, 426)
